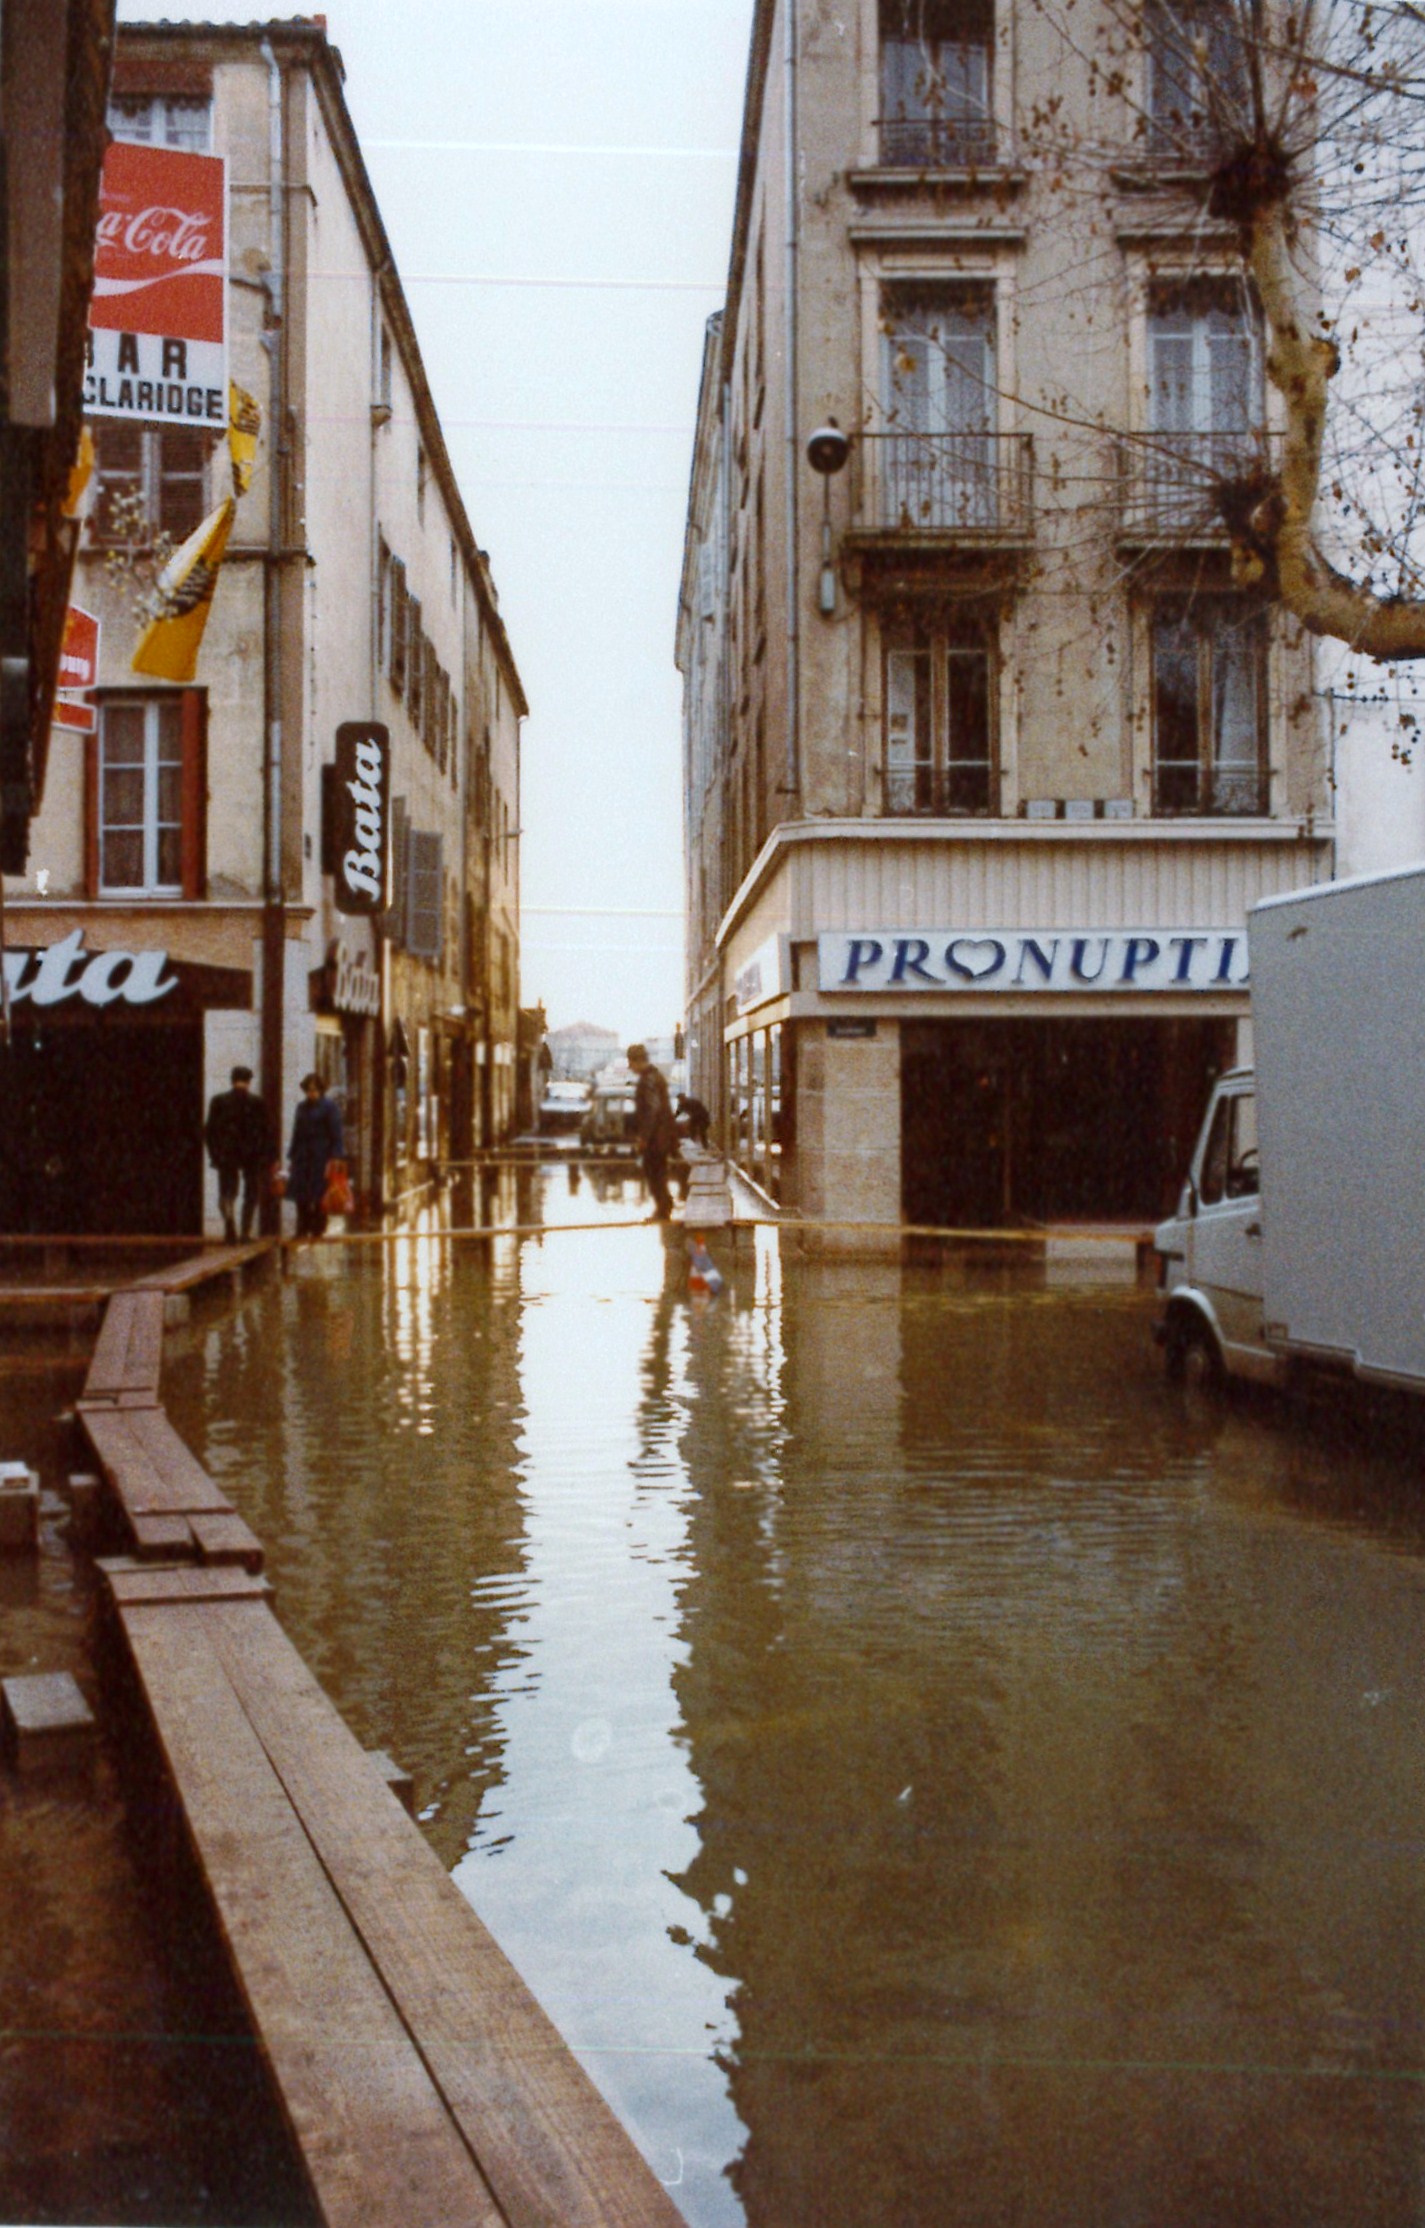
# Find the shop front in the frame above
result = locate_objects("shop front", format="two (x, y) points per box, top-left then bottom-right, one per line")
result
(0, 927), (252, 1234)
(816, 925), (1248, 1230)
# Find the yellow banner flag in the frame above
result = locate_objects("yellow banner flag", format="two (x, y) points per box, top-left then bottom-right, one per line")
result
(64, 426), (94, 516)
(228, 382), (261, 496)
(131, 496), (236, 683)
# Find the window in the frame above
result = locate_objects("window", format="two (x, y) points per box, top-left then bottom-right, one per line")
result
(1199, 1088), (1258, 1204)
(881, 285), (998, 528)
(885, 624), (994, 814)
(1144, 0), (1246, 158)
(1138, 282), (1262, 534)
(91, 424), (209, 544)
(1149, 284), (1259, 441)
(880, 0), (994, 167)
(90, 694), (205, 897)
(107, 93), (211, 150)
(1151, 597), (1266, 816)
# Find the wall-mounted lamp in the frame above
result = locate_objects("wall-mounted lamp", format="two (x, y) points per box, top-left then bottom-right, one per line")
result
(806, 419), (850, 616)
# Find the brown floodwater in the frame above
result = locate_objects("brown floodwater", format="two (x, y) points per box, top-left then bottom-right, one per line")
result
(9, 1163), (1425, 2225)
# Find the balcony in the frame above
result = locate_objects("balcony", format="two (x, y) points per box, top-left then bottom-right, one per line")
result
(1118, 432), (1276, 547)
(851, 431), (1034, 546)
(879, 113), (998, 170)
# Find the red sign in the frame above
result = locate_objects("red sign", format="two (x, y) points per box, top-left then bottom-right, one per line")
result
(58, 606), (99, 692)
(53, 606), (100, 732)
(86, 141), (227, 425)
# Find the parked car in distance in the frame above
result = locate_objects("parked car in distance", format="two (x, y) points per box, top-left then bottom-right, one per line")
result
(580, 1066), (639, 1154)
(539, 1079), (590, 1136)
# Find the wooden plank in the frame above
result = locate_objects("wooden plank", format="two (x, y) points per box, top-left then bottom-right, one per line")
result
(125, 1288), (166, 1390)
(124, 1409), (235, 1515)
(117, 1601), (504, 2228)
(101, 1562), (272, 1606)
(206, 1601), (686, 2228)
(127, 1240), (274, 1294)
(84, 1289), (166, 1400)
(189, 1510), (265, 1573)
(84, 1292), (143, 1399)
(130, 1513), (197, 1559)
(82, 1407), (232, 1519)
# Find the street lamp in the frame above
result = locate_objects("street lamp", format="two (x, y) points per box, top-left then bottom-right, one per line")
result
(806, 419), (850, 616)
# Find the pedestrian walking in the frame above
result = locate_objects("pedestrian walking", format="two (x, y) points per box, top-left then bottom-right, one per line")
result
(203, 1065), (273, 1241)
(287, 1073), (344, 1239)
(628, 1043), (678, 1221)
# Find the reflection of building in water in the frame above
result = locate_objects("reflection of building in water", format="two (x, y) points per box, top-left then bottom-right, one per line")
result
(173, 1250), (530, 1868)
(664, 1252), (1425, 2222)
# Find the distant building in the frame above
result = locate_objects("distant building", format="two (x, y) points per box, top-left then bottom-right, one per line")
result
(546, 1022), (620, 1081)
(1, 18), (526, 1234)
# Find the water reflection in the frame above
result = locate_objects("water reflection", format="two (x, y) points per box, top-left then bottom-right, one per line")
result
(160, 1181), (1425, 2228)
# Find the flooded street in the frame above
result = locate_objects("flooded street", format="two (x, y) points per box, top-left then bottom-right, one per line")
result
(148, 1167), (1425, 2228)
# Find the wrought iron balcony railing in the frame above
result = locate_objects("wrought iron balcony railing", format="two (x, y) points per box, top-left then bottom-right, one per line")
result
(1118, 431), (1276, 545)
(857, 430), (1034, 540)
(879, 114), (998, 169)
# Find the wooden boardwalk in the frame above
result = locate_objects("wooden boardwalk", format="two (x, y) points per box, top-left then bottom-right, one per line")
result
(76, 1257), (686, 2228)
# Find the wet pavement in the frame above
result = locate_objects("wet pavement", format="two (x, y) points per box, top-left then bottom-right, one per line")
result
(6, 1165), (1425, 2223)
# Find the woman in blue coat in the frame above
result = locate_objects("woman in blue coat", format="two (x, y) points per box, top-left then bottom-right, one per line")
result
(288, 1073), (344, 1238)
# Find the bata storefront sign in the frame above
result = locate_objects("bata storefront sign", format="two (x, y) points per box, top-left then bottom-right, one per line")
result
(333, 942), (380, 1016)
(85, 141), (226, 426)
(819, 929), (1251, 993)
(331, 723), (391, 917)
(3, 931), (178, 1008)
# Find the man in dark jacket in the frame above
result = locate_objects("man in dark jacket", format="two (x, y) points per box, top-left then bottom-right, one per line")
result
(675, 1092), (712, 1150)
(204, 1066), (273, 1241)
(628, 1043), (678, 1221)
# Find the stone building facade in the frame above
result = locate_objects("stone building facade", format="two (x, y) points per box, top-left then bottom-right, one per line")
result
(0, 18), (525, 1234)
(677, 0), (1332, 1240)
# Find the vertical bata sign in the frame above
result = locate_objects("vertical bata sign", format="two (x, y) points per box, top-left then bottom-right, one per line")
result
(332, 723), (391, 916)
(86, 142), (227, 426)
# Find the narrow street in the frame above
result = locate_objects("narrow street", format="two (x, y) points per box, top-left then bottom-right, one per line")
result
(128, 1172), (1425, 2227)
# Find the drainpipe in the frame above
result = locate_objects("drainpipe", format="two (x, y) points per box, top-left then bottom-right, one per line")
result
(368, 261), (389, 1214)
(259, 41), (286, 1193)
(783, 0), (801, 808)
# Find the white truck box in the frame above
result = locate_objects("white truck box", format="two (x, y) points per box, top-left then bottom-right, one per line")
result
(1249, 865), (1425, 1389)
(1155, 863), (1425, 1394)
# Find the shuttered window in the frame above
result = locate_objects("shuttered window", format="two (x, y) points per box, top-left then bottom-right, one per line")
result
(405, 828), (444, 960)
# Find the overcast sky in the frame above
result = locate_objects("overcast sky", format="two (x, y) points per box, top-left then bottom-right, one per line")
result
(117, 0), (753, 1042)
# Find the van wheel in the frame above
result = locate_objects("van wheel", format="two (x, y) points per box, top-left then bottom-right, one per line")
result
(1166, 1314), (1223, 1393)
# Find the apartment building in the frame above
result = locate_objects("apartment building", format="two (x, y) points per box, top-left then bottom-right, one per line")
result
(0, 18), (525, 1235)
(677, 0), (1331, 1238)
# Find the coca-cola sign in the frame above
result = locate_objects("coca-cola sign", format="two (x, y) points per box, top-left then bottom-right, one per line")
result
(86, 141), (226, 426)
(331, 723), (392, 918)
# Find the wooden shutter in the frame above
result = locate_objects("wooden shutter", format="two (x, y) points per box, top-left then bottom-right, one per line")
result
(405, 828), (443, 959)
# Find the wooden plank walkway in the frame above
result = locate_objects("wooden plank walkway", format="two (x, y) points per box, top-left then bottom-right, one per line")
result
(126, 1239), (273, 1296)
(104, 1563), (687, 2228)
(79, 1404), (264, 1570)
(83, 1288), (167, 1401)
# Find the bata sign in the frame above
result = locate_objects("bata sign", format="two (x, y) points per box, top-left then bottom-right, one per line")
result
(331, 723), (391, 917)
(86, 141), (227, 426)
(2, 931), (178, 1007)
(820, 929), (1251, 993)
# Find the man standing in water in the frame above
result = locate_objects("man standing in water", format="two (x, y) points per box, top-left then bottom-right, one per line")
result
(628, 1043), (678, 1221)
(203, 1065), (273, 1242)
